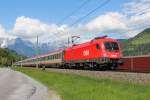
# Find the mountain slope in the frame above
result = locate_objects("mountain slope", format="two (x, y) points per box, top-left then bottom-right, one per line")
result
(8, 38), (36, 56)
(0, 48), (26, 66)
(122, 28), (150, 56)
(8, 38), (56, 57)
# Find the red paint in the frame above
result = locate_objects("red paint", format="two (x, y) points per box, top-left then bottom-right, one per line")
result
(118, 56), (150, 72)
(64, 38), (122, 61)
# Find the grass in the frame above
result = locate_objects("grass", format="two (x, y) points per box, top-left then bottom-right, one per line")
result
(131, 34), (150, 45)
(15, 67), (150, 100)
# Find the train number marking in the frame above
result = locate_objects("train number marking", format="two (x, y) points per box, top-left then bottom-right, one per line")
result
(83, 50), (90, 56)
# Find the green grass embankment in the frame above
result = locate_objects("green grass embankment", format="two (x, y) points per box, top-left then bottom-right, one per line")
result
(15, 67), (150, 100)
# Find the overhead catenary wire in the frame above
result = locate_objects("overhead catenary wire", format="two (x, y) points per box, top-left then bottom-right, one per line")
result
(70, 0), (111, 27)
(136, 6), (150, 15)
(58, 0), (91, 25)
(109, 6), (150, 39)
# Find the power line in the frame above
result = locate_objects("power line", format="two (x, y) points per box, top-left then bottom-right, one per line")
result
(70, 0), (111, 27)
(137, 6), (150, 15)
(120, 23), (150, 39)
(58, 0), (91, 25)
(112, 4), (150, 38)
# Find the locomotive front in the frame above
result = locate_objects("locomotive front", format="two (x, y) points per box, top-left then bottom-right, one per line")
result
(99, 38), (124, 69)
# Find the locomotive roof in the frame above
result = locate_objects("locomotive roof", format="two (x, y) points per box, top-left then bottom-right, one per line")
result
(66, 38), (117, 50)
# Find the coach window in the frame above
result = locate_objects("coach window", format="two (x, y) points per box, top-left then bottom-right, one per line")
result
(57, 54), (59, 58)
(48, 56), (51, 60)
(49, 56), (51, 60)
(44, 57), (46, 60)
(50, 56), (52, 60)
(42, 57), (44, 61)
(58, 53), (60, 59)
(60, 53), (62, 58)
(56, 54), (58, 59)
(53, 55), (55, 59)
(55, 54), (57, 59)
(57, 54), (59, 59)
(96, 44), (100, 50)
(52, 55), (54, 60)
(45, 56), (48, 60)
(58, 54), (59, 58)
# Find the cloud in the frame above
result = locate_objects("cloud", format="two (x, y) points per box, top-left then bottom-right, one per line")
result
(123, 0), (150, 15)
(121, 0), (150, 37)
(0, 0), (150, 49)
(12, 16), (70, 43)
(0, 24), (15, 39)
(0, 25), (16, 48)
(123, 0), (150, 26)
(11, 13), (131, 45)
(83, 12), (128, 34)
(10, 9), (150, 45)
(9, 0), (150, 45)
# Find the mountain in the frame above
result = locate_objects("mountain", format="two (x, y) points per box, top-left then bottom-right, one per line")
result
(7, 38), (56, 57)
(121, 28), (150, 56)
(8, 38), (36, 56)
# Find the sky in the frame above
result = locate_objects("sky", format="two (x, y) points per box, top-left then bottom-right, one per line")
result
(0, 0), (150, 47)
(0, 0), (128, 28)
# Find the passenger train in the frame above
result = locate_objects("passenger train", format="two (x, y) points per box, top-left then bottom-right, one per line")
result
(14, 36), (124, 70)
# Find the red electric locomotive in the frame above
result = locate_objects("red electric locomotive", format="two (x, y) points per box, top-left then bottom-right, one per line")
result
(64, 36), (123, 69)
(14, 36), (123, 70)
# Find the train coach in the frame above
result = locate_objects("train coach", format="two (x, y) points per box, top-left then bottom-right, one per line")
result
(14, 36), (124, 70)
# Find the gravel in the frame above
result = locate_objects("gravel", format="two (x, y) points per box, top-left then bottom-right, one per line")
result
(0, 68), (60, 100)
(47, 68), (150, 85)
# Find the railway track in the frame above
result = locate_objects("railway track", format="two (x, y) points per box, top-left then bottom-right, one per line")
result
(44, 67), (150, 85)
(16, 55), (150, 85)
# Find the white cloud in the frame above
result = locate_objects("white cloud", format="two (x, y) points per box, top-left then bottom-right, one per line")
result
(83, 12), (128, 34)
(0, 24), (16, 48)
(124, 0), (150, 15)
(8, 0), (150, 46)
(121, 0), (150, 37)
(124, 0), (150, 26)
(10, 8), (150, 46)
(1, 40), (8, 48)
(12, 16), (70, 43)
(0, 24), (15, 39)
(0, 0), (150, 49)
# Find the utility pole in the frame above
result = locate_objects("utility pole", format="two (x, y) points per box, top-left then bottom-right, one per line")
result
(36, 35), (39, 68)
(21, 56), (22, 68)
(68, 37), (70, 47)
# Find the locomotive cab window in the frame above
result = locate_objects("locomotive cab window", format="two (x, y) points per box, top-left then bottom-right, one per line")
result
(104, 42), (119, 51)
(96, 44), (100, 49)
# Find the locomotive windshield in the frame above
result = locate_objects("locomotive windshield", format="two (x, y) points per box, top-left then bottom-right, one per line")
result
(104, 42), (119, 51)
